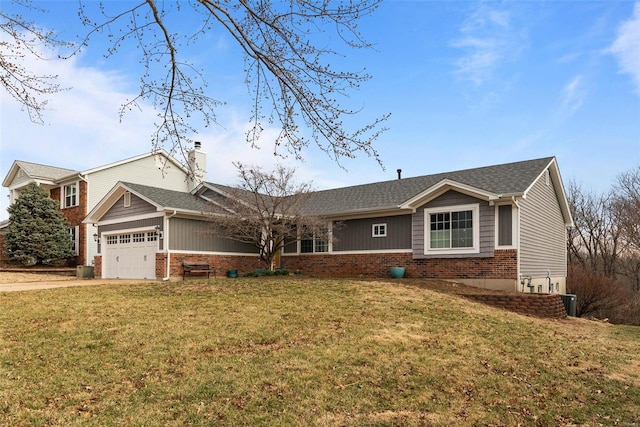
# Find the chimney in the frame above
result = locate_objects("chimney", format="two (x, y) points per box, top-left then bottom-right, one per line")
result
(187, 141), (207, 190)
(397, 169), (402, 180)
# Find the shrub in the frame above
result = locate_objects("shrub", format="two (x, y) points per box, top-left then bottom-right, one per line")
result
(567, 265), (627, 320)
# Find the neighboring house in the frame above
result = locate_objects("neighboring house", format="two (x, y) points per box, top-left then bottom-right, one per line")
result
(84, 157), (573, 293)
(1, 144), (207, 267)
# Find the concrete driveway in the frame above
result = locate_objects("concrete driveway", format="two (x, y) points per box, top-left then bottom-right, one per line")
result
(0, 278), (146, 292)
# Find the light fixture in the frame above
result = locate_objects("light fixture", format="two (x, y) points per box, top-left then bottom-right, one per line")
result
(93, 233), (98, 242)
(155, 224), (163, 240)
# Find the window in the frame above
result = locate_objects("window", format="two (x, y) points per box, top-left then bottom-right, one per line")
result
(497, 205), (513, 246)
(300, 237), (328, 253)
(132, 233), (145, 242)
(69, 226), (79, 255)
(106, 235), (118, 245)
(124, 191), (131, 207)
(63, 183), (78, 208)
(372, 223), (387, 237)
(425, 204), (479, 254)
(119, 234), (131, 244)
(147, 231), (158, 242)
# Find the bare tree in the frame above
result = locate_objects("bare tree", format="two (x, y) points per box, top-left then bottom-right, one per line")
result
(567, 180), (623, 278)
(3, 0), (389, 169)
(0, 0), (70, 123)
(205, 163), (330, 270)
(614, 167), (640, 291)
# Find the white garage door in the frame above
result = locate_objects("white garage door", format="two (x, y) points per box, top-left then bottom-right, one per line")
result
(103, 231), (158, 279)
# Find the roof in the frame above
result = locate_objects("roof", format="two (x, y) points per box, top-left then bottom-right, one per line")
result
(84, 181), (228, 223)
(2, 150), (187, 188)
(123, 182), (224, 214)
(302, 157), (556, 216)
(87, 157), (572, 227)
(2, 161), (79, 187)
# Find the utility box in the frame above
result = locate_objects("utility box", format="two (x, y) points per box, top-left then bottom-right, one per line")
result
(76, 265), (95, 279)
(560, 294), (577, 317)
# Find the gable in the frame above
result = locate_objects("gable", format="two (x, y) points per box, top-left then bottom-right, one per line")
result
(101, 191), (158, 222)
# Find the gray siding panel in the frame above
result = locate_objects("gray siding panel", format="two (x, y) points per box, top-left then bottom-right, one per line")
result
(412, 190), (494, 259)
(333, 215), (412, 251)
(102, 193), (157, 220)
(519, 172), (567, 278)
(169, 218), (257, 253)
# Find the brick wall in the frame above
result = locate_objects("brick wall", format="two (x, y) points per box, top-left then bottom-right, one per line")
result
(51, 182), (89, 266)
(94, 255), (102, 277)
(463, 293), (568, 319)
(280, 249), (518, 280)
(170, 253), (264, 279)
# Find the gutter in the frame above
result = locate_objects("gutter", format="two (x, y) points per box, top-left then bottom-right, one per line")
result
(162, 210), (178, 281)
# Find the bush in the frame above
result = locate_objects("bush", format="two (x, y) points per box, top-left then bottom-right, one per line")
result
(567, 265), (627, 320)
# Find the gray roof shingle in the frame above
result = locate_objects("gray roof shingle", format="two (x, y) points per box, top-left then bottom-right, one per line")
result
(122, 182), (228, 215)
(122, 157), (555, 218)
(15, 161), (79, 181)
(301, 157), (554, 215)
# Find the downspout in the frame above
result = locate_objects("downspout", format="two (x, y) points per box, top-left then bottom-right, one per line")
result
(512, 196), (522, 292)
(162, 210), (177, 281)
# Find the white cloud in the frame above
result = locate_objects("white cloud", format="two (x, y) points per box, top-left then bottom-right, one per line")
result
(560, 75), (586, 118)
(609, 2), (640, 95)
(451, 4), (526, 86)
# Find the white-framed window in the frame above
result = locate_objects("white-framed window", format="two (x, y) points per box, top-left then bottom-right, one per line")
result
(147, 231), (158, 241)
(300, 236), (328, 253)
(106, 235), (118, 245)
(124, 191), (131, 207)
(372, 223), (387, 237)
(132, 233), (145, 242)
(119, 234), (131, 244)
(63, 183), (78, 208)
(69, 226), (79, 256)
(424, 204), (480, 254)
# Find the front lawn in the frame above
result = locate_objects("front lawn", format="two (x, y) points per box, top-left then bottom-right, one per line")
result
(1, 278), (638, 426)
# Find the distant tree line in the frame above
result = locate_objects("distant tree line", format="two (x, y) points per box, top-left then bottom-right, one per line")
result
(567, 166), (640, 324)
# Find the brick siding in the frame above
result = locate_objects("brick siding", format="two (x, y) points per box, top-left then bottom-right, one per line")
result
(280, 249), (518, 280)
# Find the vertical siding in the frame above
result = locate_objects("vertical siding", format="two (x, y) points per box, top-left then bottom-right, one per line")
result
(169, 218), (258, 253)
(101, 193), (157, 220)
(519, 171), (567, 278)
(333, 215), (412, 251)
(412, 190), (494, 258)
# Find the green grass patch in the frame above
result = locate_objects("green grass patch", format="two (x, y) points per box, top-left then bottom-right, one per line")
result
(1, 278), (638, 426)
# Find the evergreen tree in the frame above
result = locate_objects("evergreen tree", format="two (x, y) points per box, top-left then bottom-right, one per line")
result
(4, 183), (74, 265)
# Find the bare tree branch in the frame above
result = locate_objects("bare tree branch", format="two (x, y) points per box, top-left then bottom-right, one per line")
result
(0, 0), (71, 123)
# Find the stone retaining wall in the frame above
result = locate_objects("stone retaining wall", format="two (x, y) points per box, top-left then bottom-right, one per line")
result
(462, 293), (567, 318)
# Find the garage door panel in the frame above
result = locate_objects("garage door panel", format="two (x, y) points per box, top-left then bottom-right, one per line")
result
(103, 231), (157, 279)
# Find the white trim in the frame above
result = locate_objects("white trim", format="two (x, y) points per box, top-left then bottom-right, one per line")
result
(372, 223), (387, 237)
(494, 203), (518, 250)
(400, 179), (500, 210)
(95, 212), (164, 226)
(62, 181), (79, 208)
(169, 249), (258, 256)
(283, 248), (413, 256)
(124, 191), (131, 207)
(424, 203), (480, 255)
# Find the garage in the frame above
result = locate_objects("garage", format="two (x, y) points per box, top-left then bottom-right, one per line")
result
(103, 231), (158, 279)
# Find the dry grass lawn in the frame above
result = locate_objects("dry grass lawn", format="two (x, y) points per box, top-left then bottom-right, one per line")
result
(1, 277), (638, 426)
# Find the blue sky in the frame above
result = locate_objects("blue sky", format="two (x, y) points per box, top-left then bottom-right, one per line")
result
(1, 1), (639, 221)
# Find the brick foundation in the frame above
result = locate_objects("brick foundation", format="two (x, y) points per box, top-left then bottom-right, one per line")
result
(169, 253), (264, 279)
(463, 293), (568, 319)
(280, 249), (518, 281)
